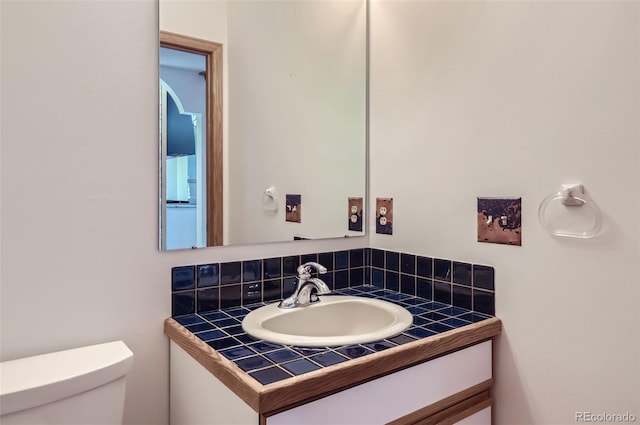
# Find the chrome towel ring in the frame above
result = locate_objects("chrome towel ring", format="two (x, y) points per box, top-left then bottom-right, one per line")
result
(538, 184), (602, 238)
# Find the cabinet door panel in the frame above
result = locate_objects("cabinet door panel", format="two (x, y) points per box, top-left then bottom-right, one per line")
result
(267, 341), (492, 425)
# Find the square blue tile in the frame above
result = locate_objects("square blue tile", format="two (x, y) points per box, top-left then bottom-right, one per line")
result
(334, 270), (349, 289)
(211, 317), (239, 328)
(172, 266), (195, 291)
(242, 260), (262, 282)
(172, 292), (195, 317)
(385, 271), (400, 291)
(282, 358), (321, 375)
(434, 259), (452, 281)
(309, 351), (348, 367)
(220, 285), (242, 309)
(424, 322), (455, 333)
(197, 264), (219, 288)
(219, 346), (256, 361)
(435, 306), (469, 317)
(318, 252), (334, 270)
(248, 341), (283, 353)
(405, 305), (430, 315)
(334, 251), (349, 269)
(185, 322), (215, 333)
(412, 316), (432, 326)
(371, 249), (385, 268)
(223, 307), (250, 318)
(282, 256), (299, 276)
(453, 262), (472, 286)
(337, 345), (373, 359)
(473, 265), (495, 290)
(416, 278), (433, 300)
(243, 282), (262, 305)
(196, 329), (226, 341)
(199, 311), (227, 321)
(265, 349), (301, 363)
(416, 256), (433, 278)
(249, 366), (292, 385)
(452, 284), (473, 310)
(400, 274), (416, 296)
(473, 289), (495, 316)
(400, 253), (416, 275)
(196, 287), (219, 313)
(206, 336), (242, 350)
(419, 311), (449, 322)
(458, 312), (492, 323)
(441, 317), (472, 328)
(220, 261), (242, 285)
(363, 340), (396, 352)
(263, 258), (282, 279)
(350, 249), (364, 267)
(223, 325), (244, 336)
(387, 334), (417, 345)
(407, 327), (437, 339)
(350, 268), (364, 286)
(235, 333), (259, 344)
(173, 314), (203, 326)
(433, 281), (452, 304)
(236, 355), (274, 372)
(385, 251), (400, 271)
(263, 279), (282, 302)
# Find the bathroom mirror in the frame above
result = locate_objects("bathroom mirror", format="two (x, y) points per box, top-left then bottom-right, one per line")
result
(159, 0), (367, 250)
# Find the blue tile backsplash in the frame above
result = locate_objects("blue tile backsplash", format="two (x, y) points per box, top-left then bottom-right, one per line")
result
(171, 248), (495, 317)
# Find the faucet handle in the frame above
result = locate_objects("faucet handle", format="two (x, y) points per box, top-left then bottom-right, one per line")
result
(297, 262), (327, 278)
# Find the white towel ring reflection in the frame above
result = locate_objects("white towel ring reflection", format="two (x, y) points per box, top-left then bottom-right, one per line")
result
(538, 184), (602, 238)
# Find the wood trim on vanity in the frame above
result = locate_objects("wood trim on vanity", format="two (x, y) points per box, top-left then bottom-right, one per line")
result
(387, 380), (492, 425)
(165, 316), (502, 416)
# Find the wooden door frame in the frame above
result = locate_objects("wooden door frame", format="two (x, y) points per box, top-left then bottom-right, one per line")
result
(160, 31), (223, 246)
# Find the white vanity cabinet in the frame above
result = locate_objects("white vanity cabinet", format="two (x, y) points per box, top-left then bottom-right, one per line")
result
(169, 339), (494, 425)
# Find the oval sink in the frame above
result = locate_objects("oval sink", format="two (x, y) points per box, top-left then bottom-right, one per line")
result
(242, 295), (413, 347)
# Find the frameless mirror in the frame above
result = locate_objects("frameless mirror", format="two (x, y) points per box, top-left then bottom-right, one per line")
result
(159, 0), (367, 250)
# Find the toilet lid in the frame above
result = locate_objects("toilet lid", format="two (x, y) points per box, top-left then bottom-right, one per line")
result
(0, 341), (133, 416)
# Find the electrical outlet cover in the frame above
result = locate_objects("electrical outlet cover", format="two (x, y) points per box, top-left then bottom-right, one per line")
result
(286, 194), (301, 223)
(477, 197), (522, 245)
(376, 198), (393, 235)
(348, 197), (363, 232)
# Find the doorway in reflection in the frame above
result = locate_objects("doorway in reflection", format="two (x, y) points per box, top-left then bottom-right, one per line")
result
(160, 48), (206, 250)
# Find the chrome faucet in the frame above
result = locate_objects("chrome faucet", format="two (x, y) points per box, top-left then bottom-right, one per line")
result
(278, 262), (331, 309)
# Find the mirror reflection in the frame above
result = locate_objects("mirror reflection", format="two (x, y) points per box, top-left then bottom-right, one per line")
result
(159, 0), (367, 250)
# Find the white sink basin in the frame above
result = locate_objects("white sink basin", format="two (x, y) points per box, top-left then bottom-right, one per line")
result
(241, 295), (413, 347)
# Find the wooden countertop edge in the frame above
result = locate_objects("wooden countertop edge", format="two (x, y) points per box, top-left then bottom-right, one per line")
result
(165, 316), (502, 416)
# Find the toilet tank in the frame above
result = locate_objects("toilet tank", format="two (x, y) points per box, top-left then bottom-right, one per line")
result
(0, 341), (134, 425)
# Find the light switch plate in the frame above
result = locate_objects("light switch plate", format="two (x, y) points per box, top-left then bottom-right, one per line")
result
(477, 197), (522, 245)
(376, 197), (393, 235)
(348, 197), (363, 232)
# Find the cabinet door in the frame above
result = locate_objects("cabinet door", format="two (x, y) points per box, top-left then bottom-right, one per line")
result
(266, 341), (492, 425)
(170, 342), (258, 424)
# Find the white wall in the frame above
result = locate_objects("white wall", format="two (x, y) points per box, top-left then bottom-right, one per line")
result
(3, 1), (637, 424)
(370, 1), (639, 424)
(0, 2), (366, 424)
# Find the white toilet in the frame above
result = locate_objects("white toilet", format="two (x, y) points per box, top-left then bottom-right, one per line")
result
(0, 340), (134, 425)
